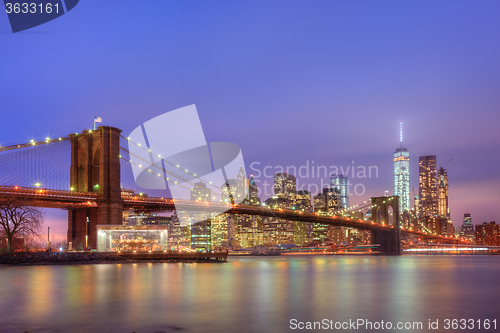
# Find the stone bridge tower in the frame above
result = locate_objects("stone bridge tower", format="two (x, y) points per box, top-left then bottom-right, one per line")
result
(67, 126), (123, 250)
(370, 196), (401, 255)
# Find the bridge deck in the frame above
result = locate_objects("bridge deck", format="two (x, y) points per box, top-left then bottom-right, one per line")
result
(0, 185), (468, 243)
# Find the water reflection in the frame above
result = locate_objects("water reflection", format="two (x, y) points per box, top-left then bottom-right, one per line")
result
(0, 256), (499, 333)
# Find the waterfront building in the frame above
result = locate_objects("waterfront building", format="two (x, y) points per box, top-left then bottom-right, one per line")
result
(191, 219), (211, 250)
(211, 214), (228, 248)
(181, 224), (191, 248)
(262, 217), (294, 246)
(234, 213), (263, 248)
(293, 221), (308, 246)
(418, 155), (438, 218)
(0, 237), (25, 251)
(187, 182), (213, 250)
(475, 221), (499, 246)
(97, 225), (169, 252)
(262, 197), (294, 245)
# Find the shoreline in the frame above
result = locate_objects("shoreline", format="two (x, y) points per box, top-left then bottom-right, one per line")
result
(2, 251), (498, 267)
(0, 252), (227, 266)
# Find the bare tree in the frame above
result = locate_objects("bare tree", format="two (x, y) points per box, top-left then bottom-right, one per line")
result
(0, 199), (43, 252)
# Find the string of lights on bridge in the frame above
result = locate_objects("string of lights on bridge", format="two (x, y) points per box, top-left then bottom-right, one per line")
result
(120, 135), (227, 202)
(0, 133), (472, 243)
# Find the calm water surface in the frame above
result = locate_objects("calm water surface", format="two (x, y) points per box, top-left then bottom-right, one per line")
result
(0, 256), (499, 333)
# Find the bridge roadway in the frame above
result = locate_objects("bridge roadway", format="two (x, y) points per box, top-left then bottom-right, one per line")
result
(0, 186), (464, 243)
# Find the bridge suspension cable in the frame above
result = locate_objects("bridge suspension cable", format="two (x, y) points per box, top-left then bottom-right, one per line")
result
(0, 137), (71, 191)
(119, 135), (227, 202)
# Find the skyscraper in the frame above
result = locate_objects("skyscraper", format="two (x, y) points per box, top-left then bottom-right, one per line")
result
(274, 172), (296, 202)
(393, 122), (410, 213)
(323, 187), (342, 213)
(247, 174), (259, 205)
(459, 214), (474, 240)
(330, 174), (348, 209)
(418, 155), (438, 218)
(190, 182), (212, 250)
(236, 166), (248, 202)
(437, 167), (449, 217)
(295, 190), (312, 212)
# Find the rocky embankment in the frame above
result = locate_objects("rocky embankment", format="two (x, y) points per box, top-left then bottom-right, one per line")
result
(0, 252), (127, 266)
(0, 252), (226, 265)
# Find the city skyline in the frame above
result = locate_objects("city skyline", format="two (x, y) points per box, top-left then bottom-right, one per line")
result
(1, 1), (499, 238)
(1, 3), (499, 332)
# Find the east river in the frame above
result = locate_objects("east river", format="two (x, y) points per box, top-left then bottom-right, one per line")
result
(1, 256), (499, 333)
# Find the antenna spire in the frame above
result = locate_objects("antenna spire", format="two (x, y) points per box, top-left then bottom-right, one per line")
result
(400, 122), (403, 150)
(400, 122), (403, 143)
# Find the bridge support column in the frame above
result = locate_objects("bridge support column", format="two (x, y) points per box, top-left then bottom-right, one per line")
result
(369, 196), (402, 255)
(68, 126), (124, 251)
(371, 228), (402, 255)
(68, 209), (88, 251)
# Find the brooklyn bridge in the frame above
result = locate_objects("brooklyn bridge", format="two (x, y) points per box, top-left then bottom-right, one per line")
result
(0, 126), (468, 255)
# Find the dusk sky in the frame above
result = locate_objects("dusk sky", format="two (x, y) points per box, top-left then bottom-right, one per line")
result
(1, 1), (499, 238)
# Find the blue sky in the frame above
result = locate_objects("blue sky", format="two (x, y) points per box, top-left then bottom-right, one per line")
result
(1, 1), (499, 237)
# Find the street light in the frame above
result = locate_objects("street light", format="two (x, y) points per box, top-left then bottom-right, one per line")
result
(47, 226), (51, 252)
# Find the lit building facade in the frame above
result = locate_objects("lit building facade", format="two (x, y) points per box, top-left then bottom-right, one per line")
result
(313, 193), (327, 213)
(437, 167), (449, 218)
(418, 155), (438, 218)
(191, 219), (211, 250)
(296, 190), (312, 212)
(191, 182), (211, 202)
(262, 217), (294, 246)
(263, 196), (294, 246)
(476, 222), (499, 246)
(459, 214), (474, 240)
(234, 214), (263, 248)
(247, 175), (260, 205)
(295, 190), (314, 244)
(330, 175), (349, 209)
(211, 214), (229, 248)
(274, 172), (296, 201)
(394, 147), (410, 213)
(323, 187), (341, 213)
(221, 179), (237, 204)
